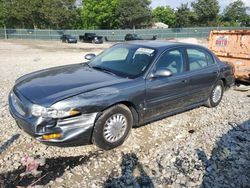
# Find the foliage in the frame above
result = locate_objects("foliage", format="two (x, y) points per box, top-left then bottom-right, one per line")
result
(244, 16), (250, 27)
(41, 0), (78, 29)
(74, 8), (84, 29)
(221, 0), (250, 26)
(81, 0), (152, 29)
(0, 0), (249, 29)
(152, 6), (176, 27)
(191, 0), (220, 26)
(9, 0), (43, 28)
(81, 0), (119, 29)
(0, 0), (7, 27)
(175, 3), (194, 27)
(1, 0), (78, 29)
(116, 0), (152, 29)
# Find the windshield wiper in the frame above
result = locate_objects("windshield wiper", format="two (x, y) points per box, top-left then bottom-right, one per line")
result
(92, 66), (117, 76)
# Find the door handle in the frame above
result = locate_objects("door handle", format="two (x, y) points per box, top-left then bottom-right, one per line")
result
(182, 79), (188, 83)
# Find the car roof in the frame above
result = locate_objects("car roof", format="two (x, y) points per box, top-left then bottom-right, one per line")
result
(124, 40), (205, 51)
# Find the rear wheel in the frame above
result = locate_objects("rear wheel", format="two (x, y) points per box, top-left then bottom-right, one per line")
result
(92, 104), (133, 150)
(206, 80), (224, 108)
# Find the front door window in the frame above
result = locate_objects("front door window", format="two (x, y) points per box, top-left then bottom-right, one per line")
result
(155, 49), (184, 75)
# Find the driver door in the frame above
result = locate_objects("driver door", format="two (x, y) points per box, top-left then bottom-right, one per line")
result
(144, 48), (190, 120)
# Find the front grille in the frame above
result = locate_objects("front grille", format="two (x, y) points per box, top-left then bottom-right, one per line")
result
(11, 92), (26, 116)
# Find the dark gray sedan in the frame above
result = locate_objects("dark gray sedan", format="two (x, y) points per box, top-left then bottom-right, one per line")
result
(9, 41), (234, 150)
(61, 34), (77, 43)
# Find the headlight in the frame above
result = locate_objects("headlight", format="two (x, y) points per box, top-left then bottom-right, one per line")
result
(31, 104), (80, 118)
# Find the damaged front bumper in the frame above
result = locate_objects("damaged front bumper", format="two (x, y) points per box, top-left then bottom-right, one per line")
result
(9, 91), (98, 147)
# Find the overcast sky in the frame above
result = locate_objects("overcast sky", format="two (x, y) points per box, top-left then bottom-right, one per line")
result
(151, 0), (250, 12)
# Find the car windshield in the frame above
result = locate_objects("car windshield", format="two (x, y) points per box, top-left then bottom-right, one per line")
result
(88, 33), (97, 36)
(88, 44), (156, 78)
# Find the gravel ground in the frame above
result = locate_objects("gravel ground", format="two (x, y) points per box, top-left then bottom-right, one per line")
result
(0, 40), (249, 188)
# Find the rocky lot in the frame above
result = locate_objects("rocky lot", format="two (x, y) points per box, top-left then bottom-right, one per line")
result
(0, 40), (249, 188)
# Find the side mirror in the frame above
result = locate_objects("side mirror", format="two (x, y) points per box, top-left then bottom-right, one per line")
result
(85, 53), (96, 61)
(150, 68), (172, 79)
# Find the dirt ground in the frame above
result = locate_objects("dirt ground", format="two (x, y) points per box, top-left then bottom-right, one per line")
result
(0, 39), (111, 73)
(0, 39), (249, 188)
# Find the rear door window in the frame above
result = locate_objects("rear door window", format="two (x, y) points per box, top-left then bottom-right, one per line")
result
(187, 48), (215, 71)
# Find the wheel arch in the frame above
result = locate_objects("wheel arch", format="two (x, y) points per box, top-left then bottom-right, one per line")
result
(96, 101), (140, 127)
(221, 77), (226, 87)
(118, 101), (140, 127)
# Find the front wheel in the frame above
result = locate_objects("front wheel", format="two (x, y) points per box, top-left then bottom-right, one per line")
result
(92, 104), (133, 150)
(206, 80), (224, 108)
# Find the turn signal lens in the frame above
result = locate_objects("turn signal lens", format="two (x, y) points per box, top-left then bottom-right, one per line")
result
(69, 110), (81, 116)
(42, 133), (61, 140)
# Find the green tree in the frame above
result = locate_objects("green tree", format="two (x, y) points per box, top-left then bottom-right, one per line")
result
(41, 0), (78, 29)
(81, 0), (119, 29)
(0, 0), (7, 27)
(5, 0), (44, 28)
(116, 0), (152, 29)
(1, 0), (78, 29)
(222, 0), (250, 26)
(152, 6), (176, 27)
(175, 3), (195, 27)
(191, 0), (219, 26)
(74, 8), (84, 29)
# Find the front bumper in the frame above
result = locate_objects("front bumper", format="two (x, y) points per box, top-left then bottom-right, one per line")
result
(68, 39), (77, 43)
(9, 90), (97, 147)
(94, 38), (103, 44)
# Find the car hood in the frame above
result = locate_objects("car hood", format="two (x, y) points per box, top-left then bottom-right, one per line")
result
(14, 64), (128, 106)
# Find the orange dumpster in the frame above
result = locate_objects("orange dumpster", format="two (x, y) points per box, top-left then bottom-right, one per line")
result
(208, 30), (250, 84)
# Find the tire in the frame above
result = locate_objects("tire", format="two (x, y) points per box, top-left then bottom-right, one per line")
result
(206, 80), (224, 108)
(92, 104), (133, 150)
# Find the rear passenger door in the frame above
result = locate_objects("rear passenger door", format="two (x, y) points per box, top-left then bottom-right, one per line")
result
(185, 48), (219, 104)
